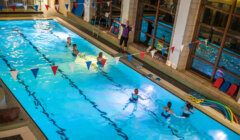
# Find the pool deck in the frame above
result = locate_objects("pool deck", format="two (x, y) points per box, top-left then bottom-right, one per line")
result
(0, 15), (239, 136)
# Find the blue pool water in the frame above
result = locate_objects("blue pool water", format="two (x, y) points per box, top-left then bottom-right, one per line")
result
(0, 20), (239, 140)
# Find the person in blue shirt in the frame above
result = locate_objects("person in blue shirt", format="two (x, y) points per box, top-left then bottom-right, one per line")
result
(123, 88), (145, 111)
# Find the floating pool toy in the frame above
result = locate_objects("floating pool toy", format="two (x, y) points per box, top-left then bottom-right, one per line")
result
(188, 95), (239, 124)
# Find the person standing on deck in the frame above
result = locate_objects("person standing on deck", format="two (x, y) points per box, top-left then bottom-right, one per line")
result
(115, 20), (133, 53)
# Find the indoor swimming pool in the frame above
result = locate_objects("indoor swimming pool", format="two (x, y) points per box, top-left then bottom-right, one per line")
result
(0, 20), (239, 140)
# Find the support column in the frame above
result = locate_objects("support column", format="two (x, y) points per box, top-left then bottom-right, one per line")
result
(237, 90), (240, 104)
(236, 89), (240, 103)
(84, 0), (95, 22)
(167, 0), (201, 70)
(119, 0), (139, 43)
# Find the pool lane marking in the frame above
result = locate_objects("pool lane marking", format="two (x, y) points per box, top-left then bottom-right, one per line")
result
(0, 55), (68, 140)
(49, 26), (185, 139)
(21, 26), (181, 139)
(49, 25), (181, 136)
(17, 30), (129, 140)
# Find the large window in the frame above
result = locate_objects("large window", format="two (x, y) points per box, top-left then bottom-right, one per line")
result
(190, 0), (240, 84)
(135, 0), (177, 60)
(0, 0), (36, 10)
(73, 0), (122, 37)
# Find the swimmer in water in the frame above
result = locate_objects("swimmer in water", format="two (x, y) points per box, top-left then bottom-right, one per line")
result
(161, 102), (174, 120)
(72, 44), (79, 57)
(66, 37), (71, 48)
(181, 101), (193, 118)
(97, 52), (103, 67)
(123, 88), (145, 112)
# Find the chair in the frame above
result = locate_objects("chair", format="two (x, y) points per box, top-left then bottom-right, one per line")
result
(227, 84), (239, 96)
(213, 77), (224, 88)
(220, 81), (231, 93)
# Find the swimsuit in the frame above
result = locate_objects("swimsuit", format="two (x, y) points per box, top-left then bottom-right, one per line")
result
(97, 61), (102, 67)
(182, 112), (190, 118)
(72, 53), (77, 57)
(161, 110), (171, 119)
(182, 107), (192, 118)
(129, 94), (138, 102)
(66, 43), (71, 48)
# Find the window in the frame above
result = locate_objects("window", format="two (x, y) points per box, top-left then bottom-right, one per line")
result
(189, 0), (240, 83)
(136, 0), (177, 60)
(224, 35), (240, 55)
(219, 51), (240, 76)
(195, 43), (219, 64)
(205, 0), (232, 12)
(229, 16), (240, 33)
(191, 57), (214, 78)
(235, 0), (240, 14)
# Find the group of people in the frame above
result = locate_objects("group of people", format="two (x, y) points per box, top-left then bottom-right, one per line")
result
(67, 33), (194, 123)
(66, 37), (79, 57)
(161, 101), (194, 120)
(124, 88), (194, 120)
(66, 37), (105, 68)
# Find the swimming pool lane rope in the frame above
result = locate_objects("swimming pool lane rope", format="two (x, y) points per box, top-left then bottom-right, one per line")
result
(0, 54), (68, 140)
(16, 30), (129, 140)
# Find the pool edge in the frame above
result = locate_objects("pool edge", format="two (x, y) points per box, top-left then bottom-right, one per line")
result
(0, 16), (239, 136)
(0, 79), (47, 140)
(53, 17), (240, 135)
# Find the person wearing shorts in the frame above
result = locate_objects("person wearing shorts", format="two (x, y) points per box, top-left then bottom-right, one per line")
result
(119, 20), (132, 53)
